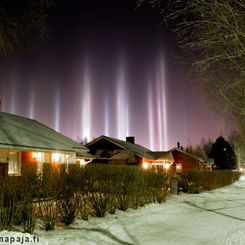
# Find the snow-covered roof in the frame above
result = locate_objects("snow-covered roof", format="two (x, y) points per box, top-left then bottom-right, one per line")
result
(87, 135), (173, 161)
(0, 112), (88, 153)
(87, 135), (156, 160)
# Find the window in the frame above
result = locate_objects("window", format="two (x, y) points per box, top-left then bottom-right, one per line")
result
(52, 153), (64, 163)
(33, 152), (45, 175)
(176, 163), (182, 173)
(8, 152), (21, 176)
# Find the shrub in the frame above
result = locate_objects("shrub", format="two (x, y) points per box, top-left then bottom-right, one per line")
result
(144, 170), (169, 203)
(38, 199), (57, 231)
(37, 173), (58, 231)
(55, 165), (86, 225)
(179, 170), (241, 193)
(113, 166), (145, 211)
(0, 178), (23, 230)
(201, 170), (241, 190)
(21, 166), (39, 233)
(84, 165), (115, 217)
(85, 165), (169, 214)
(178, 170), (202, 193)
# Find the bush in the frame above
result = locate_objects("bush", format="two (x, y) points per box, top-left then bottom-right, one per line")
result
(113, 166), (145, 211)
(55, 166), (87, 225)
(0, 165), (39, 233)
(179, 170), (241, 193)
(0, 163), (171, 230)
(84, 165), (169, 214)
(37, 172), (58, 231)
(144, 170), (169, 203)
(84, 165), (115, 217)
(178, 170), (202, 193)
(21, 166), (39, 233)
(0, 178), (23, 230)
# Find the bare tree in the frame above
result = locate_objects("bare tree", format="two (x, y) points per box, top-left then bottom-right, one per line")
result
(186, 137), (213, 160)
(138, 0), (245, 126)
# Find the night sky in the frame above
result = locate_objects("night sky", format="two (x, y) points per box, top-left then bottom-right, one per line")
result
(0, 0), (230, 150)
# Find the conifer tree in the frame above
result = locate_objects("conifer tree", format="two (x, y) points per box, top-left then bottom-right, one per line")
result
(209, 136), (237, 170)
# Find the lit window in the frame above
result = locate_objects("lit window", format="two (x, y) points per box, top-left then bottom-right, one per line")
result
(176, 163), (182, 173)
(8, 152), (21, 176)
(33, 152), (42, 162)
(52, 153), (62, 163)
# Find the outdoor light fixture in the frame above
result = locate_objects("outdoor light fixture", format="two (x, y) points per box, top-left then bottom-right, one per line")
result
(176, 163), (182, 173)
(142, 162), (149, 169)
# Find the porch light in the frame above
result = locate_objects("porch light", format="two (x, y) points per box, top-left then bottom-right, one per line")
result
(164, 163), (171, 170)
(142, 162), (149, 169)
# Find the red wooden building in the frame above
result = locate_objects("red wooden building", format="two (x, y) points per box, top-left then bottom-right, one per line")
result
(86, 136), (207, 172)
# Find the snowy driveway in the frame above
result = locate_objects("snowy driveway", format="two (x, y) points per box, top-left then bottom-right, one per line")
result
(2, 175), (245, 245)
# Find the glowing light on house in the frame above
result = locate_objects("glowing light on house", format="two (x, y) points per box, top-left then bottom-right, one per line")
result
(33, 152), (42, 161)
(81, 62), (92, 141)
(176, 163), (182, 173)
(52, 152), (61, 163)
(142, 162), (149, 169)
(164, 163), (171, 170)
(116, 56), (129, 140)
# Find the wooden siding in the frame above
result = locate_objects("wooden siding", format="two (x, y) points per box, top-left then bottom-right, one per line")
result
(170, 149), (203, 173)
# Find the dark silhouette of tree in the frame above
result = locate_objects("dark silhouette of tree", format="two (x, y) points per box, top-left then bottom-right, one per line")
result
(0, 0), (53, 56)
(209, 136), (237, 170)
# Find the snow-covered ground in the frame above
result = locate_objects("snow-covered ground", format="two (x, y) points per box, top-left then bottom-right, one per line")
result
(2, 175), (245, 245)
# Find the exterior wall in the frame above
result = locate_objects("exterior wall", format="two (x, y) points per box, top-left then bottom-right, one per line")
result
(170, 149), (203, 173)
(135, 156), (143, 166)
(109, 159), (128, 165)
(0, 150), (76, 176)
(0, 163), (8, 176)
(22, 151), (76, 174)
(0, 150), (9, 176)
(0, 149), (22, 176)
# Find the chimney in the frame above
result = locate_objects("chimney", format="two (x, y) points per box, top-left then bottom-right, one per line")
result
(126, 136), (135, 144)
(177, 141), (180, 149)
